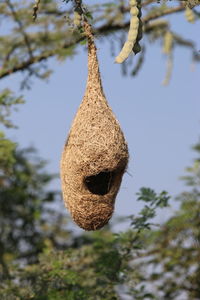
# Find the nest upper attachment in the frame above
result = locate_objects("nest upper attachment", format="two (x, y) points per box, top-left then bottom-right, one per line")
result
(60, 22), (129, 231)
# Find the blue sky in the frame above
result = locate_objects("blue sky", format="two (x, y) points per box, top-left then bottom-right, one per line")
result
(1, 6), (200, 228)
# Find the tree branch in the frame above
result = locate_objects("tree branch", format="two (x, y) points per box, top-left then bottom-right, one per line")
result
(0, 5), (187, 81)
(0, 36), (84, 80)
(5, 0), (33, 59)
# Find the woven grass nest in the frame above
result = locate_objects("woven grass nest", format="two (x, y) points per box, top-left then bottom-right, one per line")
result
(60, 22), (129, 231)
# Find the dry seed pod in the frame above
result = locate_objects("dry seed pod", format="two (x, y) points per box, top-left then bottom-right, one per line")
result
(162, 31), (173, 55)
(60, 21), (129, 231)
(162, 54), (173, 86)
(115, 0), (142, 63)
(74, 11), (82, 27)
(185, 7), (195, 23)
(132, 15), (143, 55)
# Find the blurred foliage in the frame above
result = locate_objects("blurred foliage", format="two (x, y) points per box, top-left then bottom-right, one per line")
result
(0, 105), (71, 279)
(0, 89), (24, 128)
(0, 139), (72, 278)
(0, 139), (197, 299)
(0, 183), (171, 299)
(1, 144), (200, 299)
(133, 141), (200, 299)
(0, 131), (16, 173)
(0, 0), (199, 84)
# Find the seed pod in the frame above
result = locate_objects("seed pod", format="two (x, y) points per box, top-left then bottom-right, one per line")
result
(61, 21), (129, 231)
(185, 7), (195, 23)
(74, 11), (82, 27)
(162, 31), (173, 55)
(162, 54), (173, 86)
(115, 0), (142, 63)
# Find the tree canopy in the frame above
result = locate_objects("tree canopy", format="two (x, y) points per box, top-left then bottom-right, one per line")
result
(0, 0), (200, 83)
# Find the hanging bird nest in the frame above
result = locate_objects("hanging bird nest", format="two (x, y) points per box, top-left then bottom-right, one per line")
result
(60, 21), (129, 231)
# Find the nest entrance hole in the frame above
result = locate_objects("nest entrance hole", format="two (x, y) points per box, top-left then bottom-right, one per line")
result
(84, 171), (115, 195)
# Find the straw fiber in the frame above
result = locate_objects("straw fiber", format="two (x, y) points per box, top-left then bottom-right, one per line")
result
(60, 22), (129, 230)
